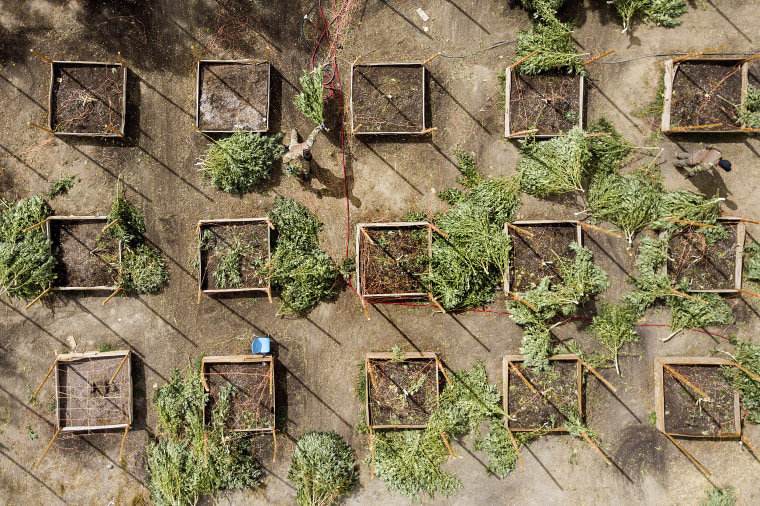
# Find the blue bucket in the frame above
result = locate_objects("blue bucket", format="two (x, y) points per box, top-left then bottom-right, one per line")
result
(252, 337), (271, 355)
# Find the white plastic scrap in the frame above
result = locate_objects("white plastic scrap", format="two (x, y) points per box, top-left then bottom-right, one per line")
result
(416, 8), (430, 22)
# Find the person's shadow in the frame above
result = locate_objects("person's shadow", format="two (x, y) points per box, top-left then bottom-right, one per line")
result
(302, 159), (361, 208)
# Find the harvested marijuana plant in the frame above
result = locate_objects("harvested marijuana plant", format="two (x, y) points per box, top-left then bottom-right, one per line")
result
(120, 244), (169, 294)
(665, 280), (734, 341)
(294, 66), (326, 127)
(516, 127), (591, 196)
(723, 336), (760, 424)
(590, 302), (641, 375)
(288, 431), (357, 506)
(611, 0), (687, 33)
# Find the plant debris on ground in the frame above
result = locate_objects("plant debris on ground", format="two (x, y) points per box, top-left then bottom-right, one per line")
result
(45, 174), (78, 199)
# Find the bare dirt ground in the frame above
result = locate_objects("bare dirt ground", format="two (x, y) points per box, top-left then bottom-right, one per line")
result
(1, 0), (760, 504)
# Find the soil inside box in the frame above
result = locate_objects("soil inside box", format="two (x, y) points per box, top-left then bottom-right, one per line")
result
(206, 362), (274, 430)
(510, 70), (581, 135)
(58, 356), (130, 428)
(368, 358), (438, 426)
(51, 220), (119, 288)
(352, 66), (424, 133)
(508, 360), (578, 430)
(663, 365), (736, 436)
(51, 64), (124, 134)
(202, 222), (269, 290)
(668, 223), (737, 290)
(670, 61), (743, 131)
(361, 227), (429, 295)
(511, 224), (577, 292)
(199, 62), (268, 131)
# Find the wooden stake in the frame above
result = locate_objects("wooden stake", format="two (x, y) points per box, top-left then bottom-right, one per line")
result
(506, 425), (525, 471)
(264, 218), (275, 230)
(510, 49), (540, 70)
(509, 291), (537, 312)
(101, 219), (121, 234)
(266, 46), (270, 64)
(731, 362), (760, 382)
(352, 55), (361, 68)
(435, 356), (451, 385)
(738, 217), (760, 225)
(118, 425), (130, 461)
(663, 217), (719, 229)
(422, 52), (441, 66)
(582, 432), (612, 465)
(577, 222), (622, 239)
(508, 362), (537, 393)
(416, 127), (437, 135)
(197, 288), (202, 305)
(673, 46), (726, 64)
(663, 364), (711, 401)
(102, 286), (124, 306)
(33, 360), (57, 400)
(662, 431), (711, 476)
(29, 122), (54, 134)
(578, 357), (617, 393)
(203, 432), (208, 468)
(440, 431), (456, 457)
(669, 288), (708, 304)
(428, 292), (446, 313)
(360, 227), (375, 245)
(667, 123), (723, 132)
(191, 46), (202, 62)
(508, 129), (539, 138)
(266, 286), (273, 304)
(369, 432), (375, 476)
(736, 288), (760, 300)
(30, 49), (52, 64)
(428, 223), (449, 238)
(352, 123), (363, 134)
(360, 295), (371, 320)
(585, 132), (612, 138)
(506, 223), (534, 237)
(272, 430), (278, 462)
(24, 287), (53, 311)
(740, 53), (760, 65)
(583, 49), (616, 66)
(741, 434), (757, 452)
(117, 52), (126, 67)
(22, 217), (49, 233)
(109, 353), (130, 384)
(104, 124), (124, 137)
(34, 426), (62, 470)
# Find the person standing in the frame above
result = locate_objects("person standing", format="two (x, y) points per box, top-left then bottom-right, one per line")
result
(673, 147), (731, 177)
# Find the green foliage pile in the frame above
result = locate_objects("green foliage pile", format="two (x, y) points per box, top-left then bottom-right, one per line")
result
(588, 169), (663, 244)
(516, 127), (591, 196)
(724, 337), (760, 424)
(739, 84), (760, 129)
(590, 302), (640, 375)
(666, 280), (734, 341)
(508, 243), (609, 369)
(652, 190), (724, 240)
(622, 236), (671, 313)
(0, 196), (56, 300)
(519, 0), (566, 12)
(288, 431), (357, 506)
(587, 119), (635, 175)
(513, 16), (584, 76)
(744, 241), (760, 283)
(294, 66), (326, 127)
(429, 152), (520, 309)
(120, 243), (169, 294)
(266, 197), (337, 314)
(199, 132), (285, 195)
(147, 367), (261, 506)
(45, 174), (77, 199)
(701, 486), (737, 506)
(611, 0), (687, 33)
(106, 189), (147, 247)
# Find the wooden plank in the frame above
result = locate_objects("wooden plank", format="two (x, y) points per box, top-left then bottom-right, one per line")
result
(661, 60), (674, 132)
(504, 67), (512, 137)
(662, 431), (711, 476)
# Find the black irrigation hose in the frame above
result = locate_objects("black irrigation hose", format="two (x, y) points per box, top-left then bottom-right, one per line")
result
(601, 52), (757, 64)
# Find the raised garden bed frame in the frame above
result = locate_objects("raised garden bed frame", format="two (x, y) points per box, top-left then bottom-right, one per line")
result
(54, 350), (133, 432)
(200, 355), (275, 435)
(503, 220), (583, 294)
(46, 216), (122, 291)
(654, 357), (741, 440)
(48, 60), (127, 137)
(503, 67), (585, 138)
(364, 351), (442, 430)
(661, 56), (750, 134)
(355, 222), (432, 302)
(350, 62), (427, 135)
(664, 216), (745, 293)
(195, 59), (271, 134)
(503, 354), (584, 433)
(197, 218), (273, 298)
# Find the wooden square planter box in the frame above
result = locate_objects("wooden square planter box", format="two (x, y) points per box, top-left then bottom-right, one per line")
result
(503, 354), (583, 432)
(55, 350), (132, 432)
(504, 220), (583, 293)
(197, 218), (272, 297)
(661, 57), (750, 133)
(504, 67), (584, 138)
(654, 357), (741, 439)
(350, 63), (427, 135)
(201, 355), (275, 434)
(356, 222), (432, 301)
(47, 216), (122, 291)
(196, 60), (270, 133)
(665, 217), (745, 293)
(365, 352), (442, 429)
(49, 61), (127, 137)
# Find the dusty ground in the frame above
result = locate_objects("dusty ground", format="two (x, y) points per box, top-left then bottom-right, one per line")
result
(2, 0), (760, 504)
